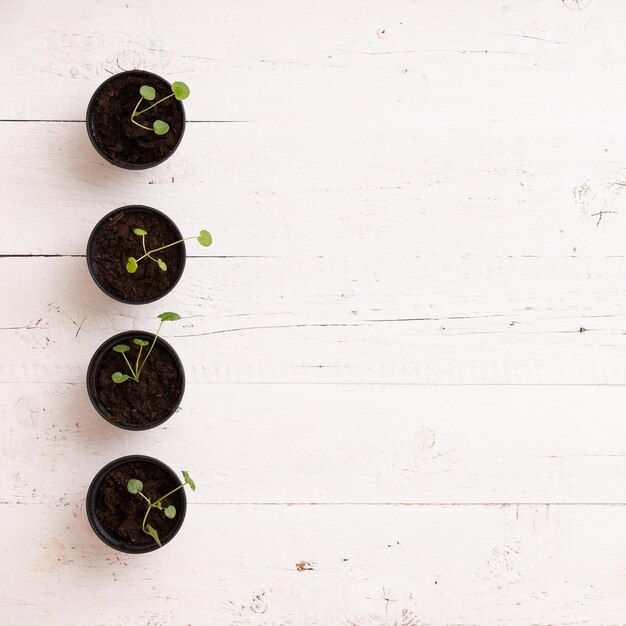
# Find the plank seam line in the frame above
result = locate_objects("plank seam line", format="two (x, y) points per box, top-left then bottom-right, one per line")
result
(0, 119), (249, 123)
(3, 502), (626, 507)
(4, 382), (626, 387)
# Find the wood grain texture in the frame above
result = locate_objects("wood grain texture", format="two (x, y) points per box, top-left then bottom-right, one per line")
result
(2, 0), (626, 624)
(3, 256), (626, 384)
(2, 504), (626, 626)
(3, 382), (626, 505)
(2, 117), (626, 257)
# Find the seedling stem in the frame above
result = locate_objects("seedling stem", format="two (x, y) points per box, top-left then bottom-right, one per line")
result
(127, 471), (196, 547)
(111, 312), (181, 385)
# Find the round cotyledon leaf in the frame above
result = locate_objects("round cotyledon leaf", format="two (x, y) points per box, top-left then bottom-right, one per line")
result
(197, 230), (212, 247)
(113, 344), (130, 353)
(182, 470), (196, 491)
(158, 312), (181, 322)
(153, 120), (169, 135)
(111, 372), (129, 383)
(164, 505), (176, 519)
(126, 257), (138, 273)
(171, 81), (190, 101)
(127, 478), (143, 494)
(139, 85), (156, 101)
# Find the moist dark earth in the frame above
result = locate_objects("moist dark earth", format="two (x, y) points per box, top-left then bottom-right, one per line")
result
(89, 332), (184, 428)
(95, 460), (183, 547)
(89, 208), (185, 303)
(88, 71), (184, 167)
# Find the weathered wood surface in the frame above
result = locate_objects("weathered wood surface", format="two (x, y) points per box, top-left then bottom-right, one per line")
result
(3, 504), (626, 626)
(4, 256), (626, 385)
(4, 382), (626, 505)
(1, 1), (625, 624)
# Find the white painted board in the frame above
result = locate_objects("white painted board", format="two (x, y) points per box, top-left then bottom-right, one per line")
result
(1, 1), (625, 624)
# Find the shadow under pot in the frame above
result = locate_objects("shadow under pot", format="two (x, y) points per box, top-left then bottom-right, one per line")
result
(87, 330), (185, 430)
(87, 205), (186, 304)
(86, 70), (186, 169)
(87, 455), (187, 553)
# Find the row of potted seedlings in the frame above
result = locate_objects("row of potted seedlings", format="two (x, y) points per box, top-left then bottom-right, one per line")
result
(84, 70), (210, 553)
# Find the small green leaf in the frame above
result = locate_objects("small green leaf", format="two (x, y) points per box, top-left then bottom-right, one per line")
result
(158, 312), (181, 322)
(112, 372), (130, 383)
(171, 81), (190, 100)
(113, 344), (130, 353)
(197, 229), (212, 247)
(139, 85), (156, 101)
(182, 470), (196, 491)
(133, 228), (147, 236)
(145, 524), (162, 547)
(126, 257), (138, 273)
(127, 478), (143, 494)
(164, 505), (176, 519)
(133, 338), (150, 346)
(157, 258), (167, 271)
(153, 120), (169, 135)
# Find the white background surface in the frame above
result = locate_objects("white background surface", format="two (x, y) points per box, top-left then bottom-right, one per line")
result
(2, 1), (626, 624)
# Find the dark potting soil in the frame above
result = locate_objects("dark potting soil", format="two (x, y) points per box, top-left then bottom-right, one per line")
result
(95, 460), (183, 546)
(90, 333), (183, 428)
(88, 72), (184, 167)
(90, 209), (184, 303)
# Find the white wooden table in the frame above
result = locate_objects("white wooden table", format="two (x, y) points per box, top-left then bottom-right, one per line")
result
(2, 1), (626, 623)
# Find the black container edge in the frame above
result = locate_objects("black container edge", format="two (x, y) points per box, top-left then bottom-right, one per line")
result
(86, 455), (187, 554)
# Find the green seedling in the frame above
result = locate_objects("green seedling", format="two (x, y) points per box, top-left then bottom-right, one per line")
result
(126, 227), (212, 274)
(127, 470), (196, 547)
(130, 81), (190, 135)
(111, 312), (181, 384)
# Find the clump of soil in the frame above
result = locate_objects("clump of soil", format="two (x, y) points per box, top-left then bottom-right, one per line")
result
(95, 459), (183, 547)
(87, 71), (185, 167)
(89, 332), (184, 428)
(89, 208), (185, 303)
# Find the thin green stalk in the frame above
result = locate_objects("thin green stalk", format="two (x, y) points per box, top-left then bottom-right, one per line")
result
(130, 97), (153, 130)
(131, 97), (143, 118)
(135, 236), (197, 263)
(152, 483), (185, 509)
(136, 320), (164, 377)
(141, 235), (159, 263)
(138, 491), (151, 506)
(121, 352), (138, 381)
(134, 93), (175, 116)
(130, 117), (153, 131)
(141, 502), (152, 532)
(134, 344), (143, 376)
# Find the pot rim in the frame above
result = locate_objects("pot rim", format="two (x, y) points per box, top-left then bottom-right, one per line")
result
(86, 69), (186, 170)
(86, 204), (187, 305)
(86, 454), (188, 553)
(86, 330), (186, 431)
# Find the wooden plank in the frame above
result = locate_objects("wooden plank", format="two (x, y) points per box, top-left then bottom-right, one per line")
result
(1, 119), (626, 257)
(3, 1), (626, 623)
(3, 256), (626, 384)
(0, 0), (623, 125)
(1, 503), (625, 625)
(3, 382), (626, 504)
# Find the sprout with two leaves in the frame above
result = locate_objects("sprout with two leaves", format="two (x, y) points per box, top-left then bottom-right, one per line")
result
(130, 81), (190, 136)
(127, 470), (196, 547)
(125, 227), (212, 274)
(111, 312), (181, 384)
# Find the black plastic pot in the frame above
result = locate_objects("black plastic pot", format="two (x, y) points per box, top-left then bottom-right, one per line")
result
(86, 205), (186, 305)
(87, 330), (185, 431)
(86, 70), (186, 169)
(86, 455), (187, 553)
